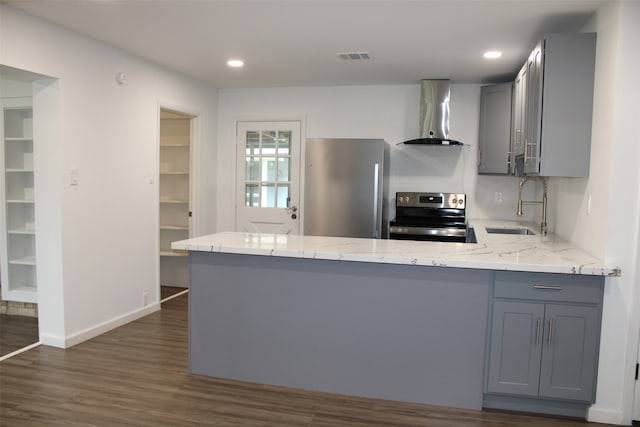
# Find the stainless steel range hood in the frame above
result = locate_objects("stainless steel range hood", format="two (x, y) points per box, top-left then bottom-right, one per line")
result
(403, 80), (463, 145)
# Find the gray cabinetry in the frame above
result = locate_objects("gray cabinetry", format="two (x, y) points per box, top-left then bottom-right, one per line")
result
(478, 82), (513, 175)
(484, 271), (604, 418)
(511, 65), (527, 159)
(519, 33), (596, 177)
(539, 304), (600, 401)
(487, 301), (543, 396)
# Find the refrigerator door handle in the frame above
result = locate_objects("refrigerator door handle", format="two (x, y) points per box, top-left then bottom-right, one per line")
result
(373, 163), (380, 238)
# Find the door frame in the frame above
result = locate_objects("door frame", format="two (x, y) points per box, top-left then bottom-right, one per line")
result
(156, 102), (200, 301)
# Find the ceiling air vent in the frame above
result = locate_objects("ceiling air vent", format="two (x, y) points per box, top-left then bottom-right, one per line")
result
(337, 52), (370, 60)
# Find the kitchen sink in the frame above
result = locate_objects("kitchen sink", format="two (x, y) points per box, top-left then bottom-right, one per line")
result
(485, 227), (536, 236)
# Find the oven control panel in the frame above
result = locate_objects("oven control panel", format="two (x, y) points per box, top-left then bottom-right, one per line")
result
(396, 192), (465, 209)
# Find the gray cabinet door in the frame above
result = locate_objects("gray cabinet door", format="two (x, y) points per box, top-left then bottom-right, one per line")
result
(523, 41), (543, 174)
(521, 33), (596, 177)
(478, 83), (513, 175)
(539, 304), (599, 402)
(511, 65), (526, 158)
(487, 301), (544, 396)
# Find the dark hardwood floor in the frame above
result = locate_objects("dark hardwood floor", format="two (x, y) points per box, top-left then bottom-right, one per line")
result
(0, 313), (38, 357)
(0, 293), (618, 426)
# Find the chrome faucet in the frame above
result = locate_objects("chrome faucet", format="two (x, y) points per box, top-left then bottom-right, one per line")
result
(517, 176), (548, 235)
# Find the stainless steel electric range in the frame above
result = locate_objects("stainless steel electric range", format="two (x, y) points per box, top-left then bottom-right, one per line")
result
(388, 192), (467, 242)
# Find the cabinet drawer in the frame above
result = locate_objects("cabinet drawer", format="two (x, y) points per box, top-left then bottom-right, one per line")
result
(494, 271), (603, 304)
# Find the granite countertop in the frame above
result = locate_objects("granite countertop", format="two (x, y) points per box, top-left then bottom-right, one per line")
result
(172, 219), (620, 277)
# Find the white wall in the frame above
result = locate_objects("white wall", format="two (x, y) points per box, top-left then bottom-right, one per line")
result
(553, 1), (640, 424)
(217, 84), (535, 232)
(0, 5), (218, 347)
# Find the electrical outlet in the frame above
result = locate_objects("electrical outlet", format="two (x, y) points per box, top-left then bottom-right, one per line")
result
(142, 292), (148, 306)
(494, 191), (503, 205)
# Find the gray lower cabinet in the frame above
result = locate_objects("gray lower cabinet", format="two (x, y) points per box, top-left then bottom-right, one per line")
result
(487, 301), (544, 396)
(484, 271), (604, 418)
(539, 304), (600, 401)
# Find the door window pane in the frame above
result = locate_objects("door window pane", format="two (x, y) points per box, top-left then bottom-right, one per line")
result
(262, 157), (276, 181)
(261, 131), (276, 155)
(246, 131), (260, 156)
(245, 157), (259, 181)
(277, 185), (290, 208)
(245, 184), (260, 207)
(261, 184), (276, 208)
(277, 158), (290, 182)
(277, 131), (291, 155)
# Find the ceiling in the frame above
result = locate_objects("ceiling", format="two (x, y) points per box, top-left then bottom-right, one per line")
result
(3, 0), (606, 88)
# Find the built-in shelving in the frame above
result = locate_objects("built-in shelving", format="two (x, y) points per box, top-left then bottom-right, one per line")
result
(159, 111), (191, 288)
(1, 98), (37, 303)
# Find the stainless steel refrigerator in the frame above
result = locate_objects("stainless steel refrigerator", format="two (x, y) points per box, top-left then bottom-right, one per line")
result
(304, 138), (389, 238)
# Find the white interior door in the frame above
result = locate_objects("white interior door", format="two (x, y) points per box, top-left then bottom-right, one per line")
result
(235, 121), (301, 234)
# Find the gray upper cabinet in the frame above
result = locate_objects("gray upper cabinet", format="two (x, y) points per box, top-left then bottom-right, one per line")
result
(511, 65), (527, 159)
(520, 33), (597, 177)
(478, 83), (513, 175)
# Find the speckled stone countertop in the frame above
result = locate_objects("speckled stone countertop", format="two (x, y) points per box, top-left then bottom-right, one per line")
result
(172, 219), (620, 277)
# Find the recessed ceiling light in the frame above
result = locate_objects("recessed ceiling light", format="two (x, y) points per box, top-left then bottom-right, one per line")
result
(483, 51), (502, 59)
(227, 59), (244, 68)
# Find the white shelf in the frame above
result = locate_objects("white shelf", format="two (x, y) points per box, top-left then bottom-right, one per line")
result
(160, 225), (189, 230)
(4, 137), (33, 142)
(160, 198), (189, 204)
(9, 256), (37, 265)
(6, 168), (34, 173)
(160, 144), (189, 148)
(7, 199), (35, 204)
(160, 250), (188, 257)
(160, 171), (189, 175)
(3, 286), (37, 304)
(8, 228), (35, 235)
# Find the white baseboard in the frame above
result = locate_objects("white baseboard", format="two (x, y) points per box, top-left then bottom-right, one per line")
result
(39, 333), (66, 348)
(588, 406), (629, 425)
(41, 303), (161, 349)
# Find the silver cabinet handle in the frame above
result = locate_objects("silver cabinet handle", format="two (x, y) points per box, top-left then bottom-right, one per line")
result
(532, 285), (563, 291)
(535, 319), (541, 346)
(372, 163), (380, 238)
(525, 141), (537, 162)
(548, 319), (553, 347)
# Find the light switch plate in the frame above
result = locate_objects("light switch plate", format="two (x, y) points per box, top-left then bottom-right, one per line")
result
(69, 168), (79, 186)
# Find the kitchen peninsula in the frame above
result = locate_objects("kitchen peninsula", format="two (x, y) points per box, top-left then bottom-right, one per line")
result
(172, 220), (619, 418)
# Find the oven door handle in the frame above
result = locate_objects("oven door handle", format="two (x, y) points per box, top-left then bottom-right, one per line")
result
(373, 163), (380, 238)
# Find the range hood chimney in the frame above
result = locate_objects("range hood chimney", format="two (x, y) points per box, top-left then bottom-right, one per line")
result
(403, 79), (463, 145)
